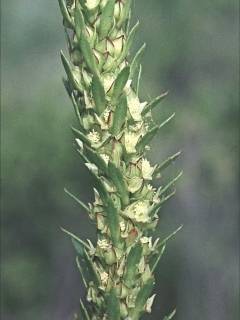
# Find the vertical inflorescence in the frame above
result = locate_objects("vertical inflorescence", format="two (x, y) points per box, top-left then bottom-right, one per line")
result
(58, 1), (182, 319)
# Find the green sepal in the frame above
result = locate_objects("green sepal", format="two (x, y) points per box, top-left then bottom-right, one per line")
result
(99, 0), (115, 39)
(154, 151), (181, 177)
(79, 299), (91, 320)
(76, 28), (99, 75)
(58, 0), (74, 28)
(111, 66), (130, 105)
(110, 94), (127, 136)
(84, 145), (108, 174)
(108, 161), (129, 206)
(117, 0), (132, 28)
(106, 288), (121, 320)
(136, 125), (159, 153)
(130, 43), (146, 80)
(61, 51), (83, 92)
(72, 126), (91, 146)
(64, 187), (90, 213)
(91, 74), (106, 115)
(142, 91), (169, 116)
(75, 1), (86, 39)
(130, 277), (155, 320)
(120, 21), (139, 62)
(150, 244), (166, 272)
(163, 309), (176, 320)
(89, 171), (121, 247)
(124, 243), (143, 287)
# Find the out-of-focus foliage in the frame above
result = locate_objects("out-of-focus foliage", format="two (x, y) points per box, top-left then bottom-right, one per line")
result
(1, 1), (239, 320)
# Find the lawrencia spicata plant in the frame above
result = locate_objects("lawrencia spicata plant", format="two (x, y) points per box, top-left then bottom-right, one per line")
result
(58, 0), (182, 319)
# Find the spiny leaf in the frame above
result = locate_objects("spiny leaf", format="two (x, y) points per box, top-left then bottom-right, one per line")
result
(111, 66), (130, 105)
(64, 188), (90, 213)
(124, 243), (143, 287)
(106, 288), (121, 320)
(159, 113), (175, 129)
(163, 309), (176, 320)
(156, 225), (183, 250)
(76, 257), (87, 288)
(70, 93), (83, 126)
(72, 126), (91, 146)
(130, 43), (146, 80)
(61, 51), (83, 92)
(84, 145), (108, 174)
(158, 171), (183, 196)
(99, 0), (115, 39)
(91, 74), (106, 115)
(61, 227), (90, 250)
(154, 151), (182, 177)
(130, 278), (155, 320)
(150, 244), (166, 272)
(149, 190), (176, 217)
(142, 91), (169, 116)
(110, 94), (128, 136)
(136, 125), (159, 153)
(58, 0), (74, 28)
(79, 299), (91, 320)
(136, 64), (142, 95)
(108, 161), (129, 206)
(121, 21), (139, 62)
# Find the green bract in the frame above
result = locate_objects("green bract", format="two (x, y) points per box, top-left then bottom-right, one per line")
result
(58, 1), (182, 319)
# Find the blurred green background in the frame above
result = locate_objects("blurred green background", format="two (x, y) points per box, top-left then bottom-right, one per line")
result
(1, 0), (239, 319)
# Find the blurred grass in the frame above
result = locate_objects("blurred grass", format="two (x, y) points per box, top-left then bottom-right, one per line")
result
(1, 1), (239, 320)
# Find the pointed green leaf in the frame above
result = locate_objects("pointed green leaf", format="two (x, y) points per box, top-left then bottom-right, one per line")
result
(108, 161), (129, 206)
(142, 91), (169, 116)
(130, 43), (146, 79)
(136, 64), (142, 95)
(120, 21), (139, 62)
(99, 0), (115, 39)
(64, 188), (90, 213)
(130, 278), (155, 320)
(70, 93), (83, 126)
(154, 151), (182, 177)
(91, 74), (106, 115)
(61, 51), (83, 92)
(159, 113), (175, 129)
(163, 309), (176, 320)
(84, 145), (108, 174)
(124, 243), (143, 287)
(58, 0), (74, 28)
(112, 66), (130, 105)
(136, 125), (159, 153)
(110, 94), (128, 136)
(106, 288), (121, 320)
(150, 244), (166, 272)
(79, 299), (91, 320)
(149, 190), (176, 217)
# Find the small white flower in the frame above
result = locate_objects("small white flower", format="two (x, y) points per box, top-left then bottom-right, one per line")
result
(87, 129), (100, 144)
(120, 221), (126, 232)
(103, 109), (111, 122)
(127, 176), (143, 193)
(141, 159), (155, 180)
(124, 131), (141, 154)
(97, 239), (111, 250)
(85, 0), (100, 10)
(146, 294), (156, 313)
(127, 92), (147, 121)
(100, 154), (110, 164)
(124, 201), (150, 223)
(140, 236), (151, 244)
(100, 271), (109, 285)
